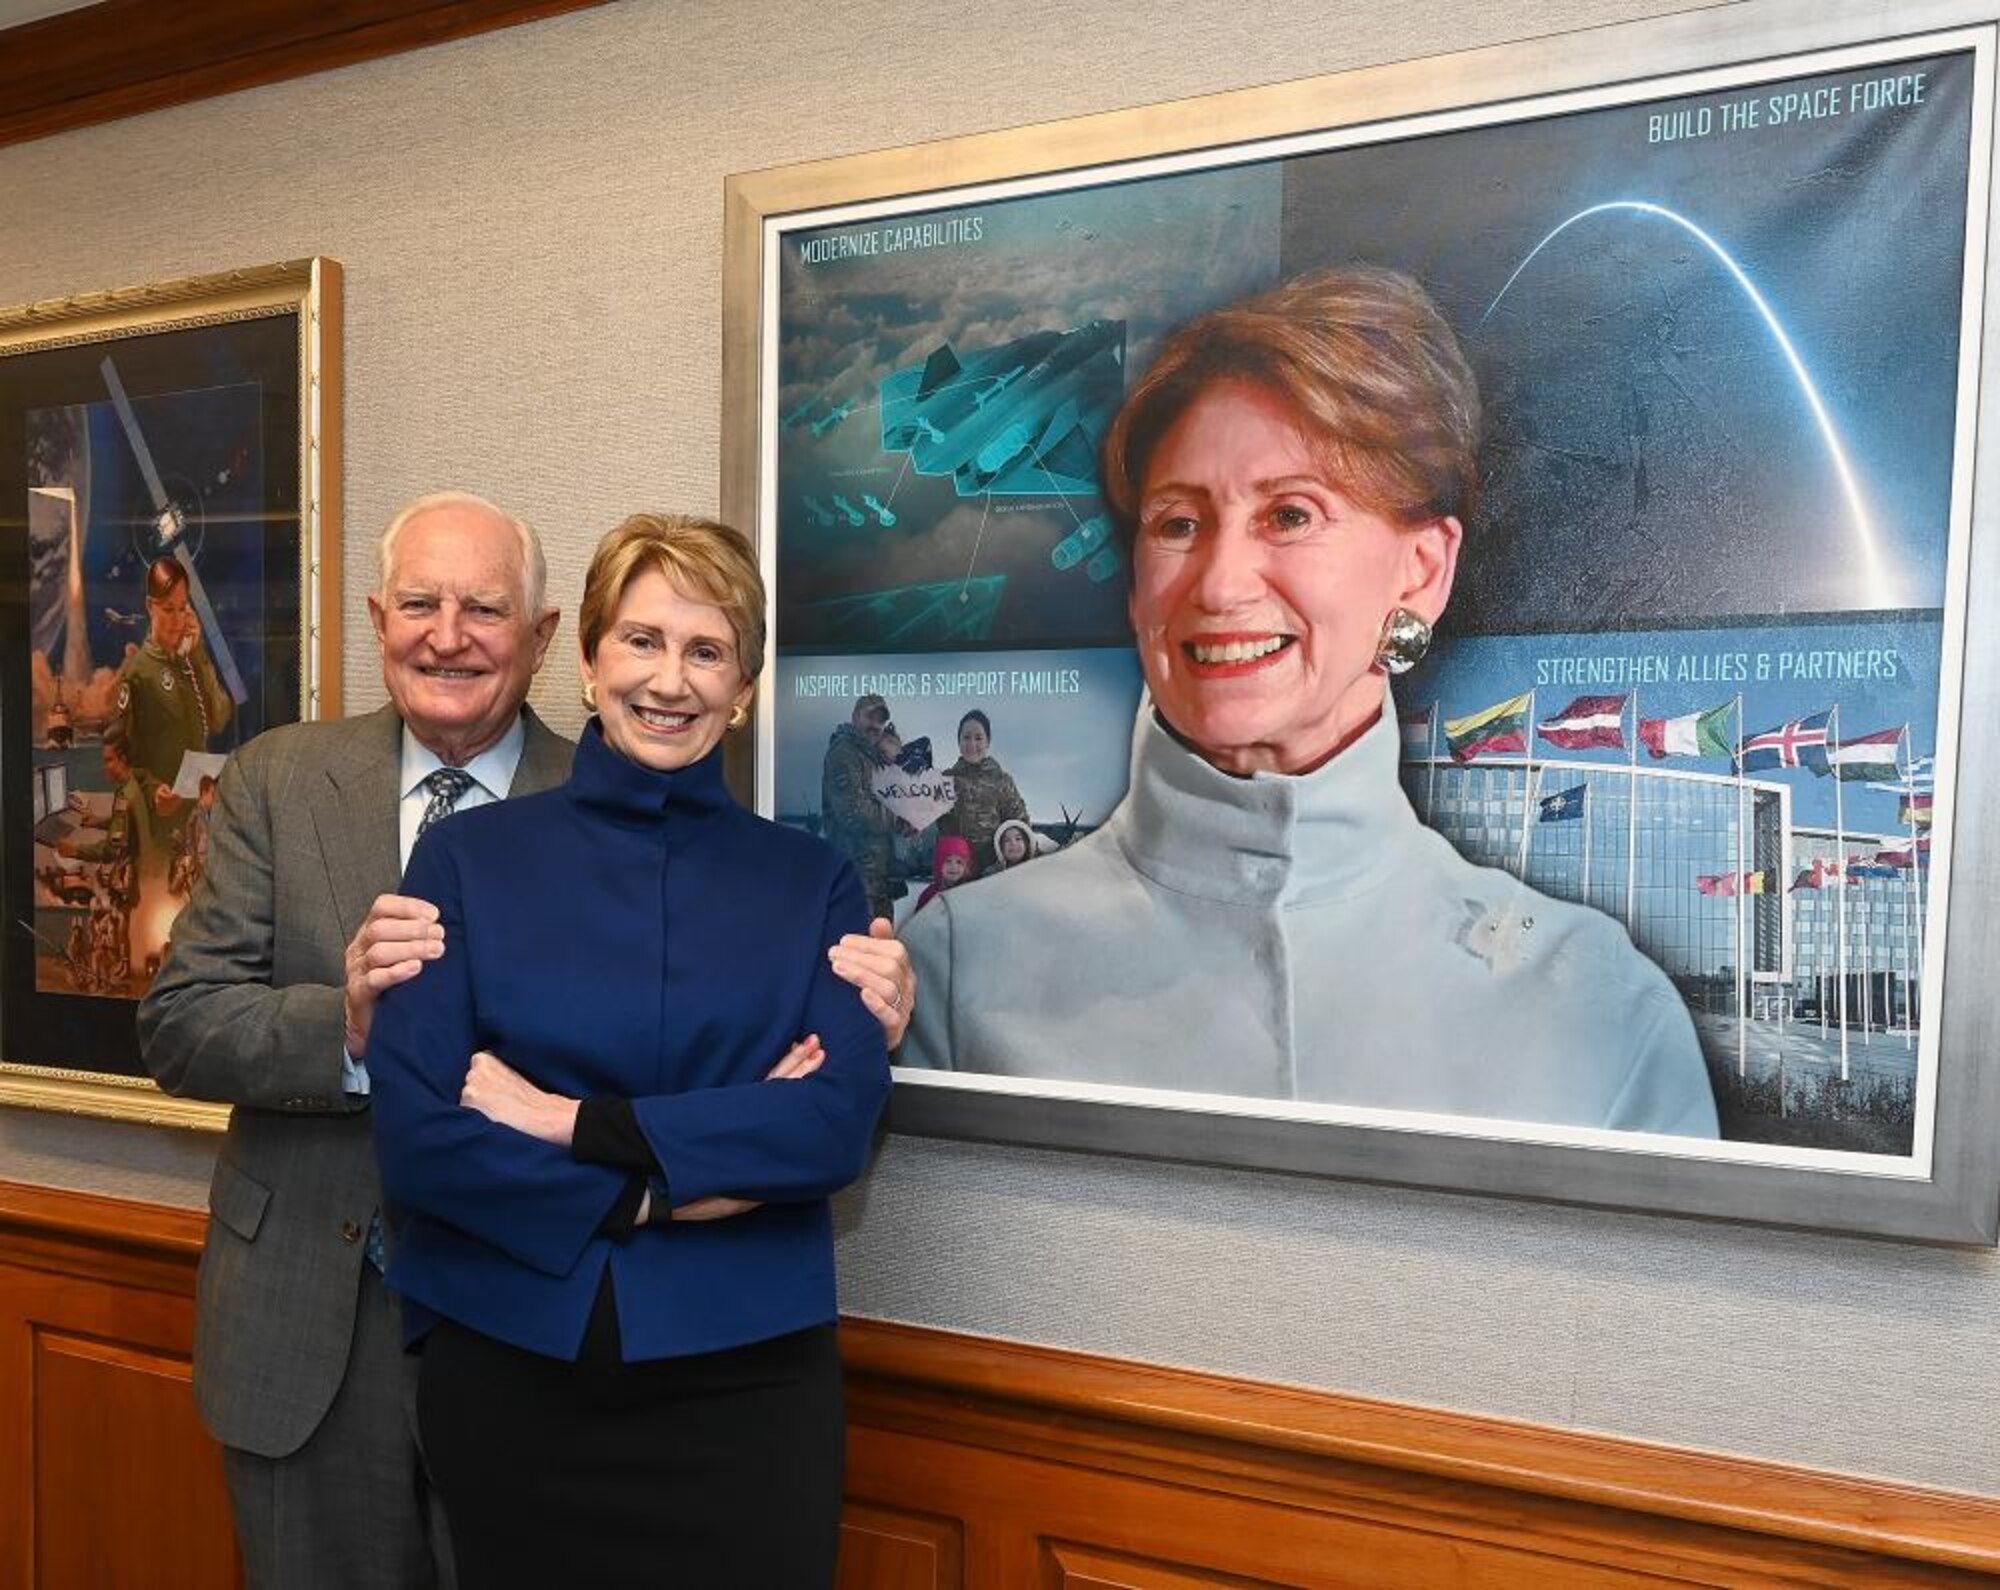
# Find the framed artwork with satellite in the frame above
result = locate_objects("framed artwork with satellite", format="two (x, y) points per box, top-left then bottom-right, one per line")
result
(725, 0), (2000, 1242)
(0, 259), (341, 1128)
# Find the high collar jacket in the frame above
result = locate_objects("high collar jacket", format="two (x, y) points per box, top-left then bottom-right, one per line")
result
(900, 699), (1718, 1138)
(368, 722), (891, 1362)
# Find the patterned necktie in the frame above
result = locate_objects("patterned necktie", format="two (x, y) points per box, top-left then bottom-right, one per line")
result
(417, 767), (475, 839)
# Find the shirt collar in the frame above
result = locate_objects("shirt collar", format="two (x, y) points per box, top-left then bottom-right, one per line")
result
(400, 712), (528, 801)
(1108, 682), (1419, 906)
(566, 716), (732, 824)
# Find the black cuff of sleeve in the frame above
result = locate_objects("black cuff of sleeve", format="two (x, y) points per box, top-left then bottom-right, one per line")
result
(597, 1174), (648, 1240)
(572, 1097), (659, 1173)
(576, 1099), (670, 1229)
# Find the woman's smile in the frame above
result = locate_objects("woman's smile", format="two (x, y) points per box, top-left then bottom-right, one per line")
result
(1130, 378), (1453, 776)
(1182, 632), (1297, 671)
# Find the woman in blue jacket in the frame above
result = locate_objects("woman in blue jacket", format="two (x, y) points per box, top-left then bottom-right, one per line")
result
(368, 513), (890, 1587)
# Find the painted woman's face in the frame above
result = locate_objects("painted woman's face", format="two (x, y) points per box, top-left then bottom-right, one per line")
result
(957, 718), (990, 764)
(1130, 379), (1459, 776)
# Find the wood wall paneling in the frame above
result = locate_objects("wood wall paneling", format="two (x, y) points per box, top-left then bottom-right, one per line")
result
(848, 1423), (1732, 1588)
(33, 1329), (237, 1589)
(839, 1320), (2000, 1587)
(1043, 1543), (1347, 1590)
(3, 1182), (1997, 1590)
(0, 1191), (239, 1590)
(836, 1500), (966, 1589)
(0, 0), (615, 150)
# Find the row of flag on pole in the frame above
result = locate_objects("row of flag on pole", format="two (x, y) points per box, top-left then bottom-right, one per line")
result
(1690, 841), (1933, 898)
(1529, 772), (1931, 883)
(1791, 843), (1932, 886)
(1532, 779), (1926, 853)
(1400, 691), (1931, 789)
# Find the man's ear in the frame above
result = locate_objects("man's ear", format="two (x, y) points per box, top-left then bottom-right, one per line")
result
(527, 607), (561, 672)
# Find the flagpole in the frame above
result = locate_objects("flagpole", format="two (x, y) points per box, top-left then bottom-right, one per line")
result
(1898, 724), (1915, 1048)
(1818, 848), (1829, 1041)
(1777, 860), (1790, 1039)
(1426, 707), (1438, 822)
(1626, 689), (1639, 935)
(1582, 780), (1593, 904)
(1516, 689), (1536, 878)
(1832, 703), (1849, 1081)
(1847, 719), (1874, 1046)
(1519, 763), (1541, 878)
(1734, 692), (1747, 1079)
(1906, 724), (1924, 1045)
(1785, 861), (1799, 1041)
(1818, 848), (1829, 1042)
(1848, 876), (1864, 1048)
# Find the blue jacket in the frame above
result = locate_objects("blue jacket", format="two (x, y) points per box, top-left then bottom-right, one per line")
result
(368, 721), (890, 1361)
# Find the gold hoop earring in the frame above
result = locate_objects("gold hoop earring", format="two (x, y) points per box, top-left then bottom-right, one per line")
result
(728, 703), (750, 731)
(581, 680), (597, 710)
(1375, 607), (1432, 675)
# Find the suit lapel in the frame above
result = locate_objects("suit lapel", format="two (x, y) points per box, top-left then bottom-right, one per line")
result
(311, 706), (405, 945)
(511, 706), (576, 796)
(305, 705), (573, 942)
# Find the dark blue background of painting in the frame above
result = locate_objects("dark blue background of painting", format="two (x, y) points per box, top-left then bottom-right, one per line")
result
(775, 47), (1973, 821)
(0, 308), (305, 1074)
(1279, 52), (1971, 631)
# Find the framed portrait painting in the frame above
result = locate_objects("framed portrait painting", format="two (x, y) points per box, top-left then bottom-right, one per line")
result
(725, 0), (2000, 1242)
(0, 258), (341, 1127)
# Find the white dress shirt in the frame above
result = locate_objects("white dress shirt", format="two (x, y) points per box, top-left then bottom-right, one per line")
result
(342, 714), (528, 1095)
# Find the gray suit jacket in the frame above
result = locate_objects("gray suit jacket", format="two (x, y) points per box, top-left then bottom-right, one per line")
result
(139, 703), (573, 1457)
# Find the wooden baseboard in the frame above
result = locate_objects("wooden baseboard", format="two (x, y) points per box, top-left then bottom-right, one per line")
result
(2, 1180), (1994, 1587)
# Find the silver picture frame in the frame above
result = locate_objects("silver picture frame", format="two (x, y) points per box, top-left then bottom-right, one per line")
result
(723, 0), (2000, 1243)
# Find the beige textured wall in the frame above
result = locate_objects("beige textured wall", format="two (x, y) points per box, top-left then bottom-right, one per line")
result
(3, 0), (1998, 1495)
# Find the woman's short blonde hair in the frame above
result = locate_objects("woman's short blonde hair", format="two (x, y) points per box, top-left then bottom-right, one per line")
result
(578, 514), (767, 681)
(1102, 267), (1481, 539)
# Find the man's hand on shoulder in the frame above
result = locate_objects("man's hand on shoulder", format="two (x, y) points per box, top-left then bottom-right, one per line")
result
(344, 894), (444, 1055)
(828, 916), (914, 1049)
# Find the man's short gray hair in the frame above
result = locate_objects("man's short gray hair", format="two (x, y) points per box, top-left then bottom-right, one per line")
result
(377, 491), (549, 619)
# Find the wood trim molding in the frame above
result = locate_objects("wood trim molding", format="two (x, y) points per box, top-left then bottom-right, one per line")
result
(0, 0), (616, 151)
(0, 1181), (205, 1260)
(839, 1318), (2000, 1580)
(4, 1179), (1994, 1581)
(0, 1182), (206, 1298)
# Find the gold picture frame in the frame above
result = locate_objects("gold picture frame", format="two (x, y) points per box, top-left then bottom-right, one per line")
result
(0, 257), (342, 1128)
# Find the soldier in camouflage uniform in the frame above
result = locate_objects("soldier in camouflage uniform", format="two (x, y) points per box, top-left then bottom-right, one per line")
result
(821, 692), (898, 919)
(114, 556), (233, 790)
(937, 708), (1029, 874)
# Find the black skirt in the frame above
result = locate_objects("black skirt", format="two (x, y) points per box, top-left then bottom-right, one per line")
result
(417, 1286), (844, 1590)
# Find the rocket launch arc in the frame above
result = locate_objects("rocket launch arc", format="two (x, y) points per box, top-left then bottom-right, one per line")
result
(1480, 200), (1894, 608)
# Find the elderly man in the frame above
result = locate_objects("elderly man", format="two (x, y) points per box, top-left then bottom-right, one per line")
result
(140, 492), (913, 1590)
